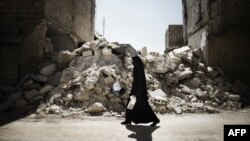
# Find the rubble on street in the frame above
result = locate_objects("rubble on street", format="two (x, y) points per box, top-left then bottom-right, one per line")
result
(0, 36), (249, 117)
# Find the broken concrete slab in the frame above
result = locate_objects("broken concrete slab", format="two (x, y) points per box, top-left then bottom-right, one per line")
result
(40, 63), (57, 76)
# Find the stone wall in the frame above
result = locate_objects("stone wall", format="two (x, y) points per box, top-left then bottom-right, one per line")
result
(182, 0), (250, 86)
(165, 25), (184, 53)
(0, 0), (95, 86)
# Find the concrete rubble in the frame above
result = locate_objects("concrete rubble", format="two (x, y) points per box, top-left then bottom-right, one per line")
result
(0, 37), (250, 117)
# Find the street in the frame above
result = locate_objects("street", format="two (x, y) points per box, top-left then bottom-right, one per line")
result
(1, 109), (250, 141)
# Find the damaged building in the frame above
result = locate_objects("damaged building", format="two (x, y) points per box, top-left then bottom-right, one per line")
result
(182, 0), (250, 86)
(0, 0), (250, 118)
(165, 25), (184, 53)
(0, 0), (96, 86)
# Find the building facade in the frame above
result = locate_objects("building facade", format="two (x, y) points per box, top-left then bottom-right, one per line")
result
(0, 0), (96, 85)
(182, 0), (250, 86)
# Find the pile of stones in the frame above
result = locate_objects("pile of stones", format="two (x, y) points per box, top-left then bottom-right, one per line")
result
(0, 36), (249, 116)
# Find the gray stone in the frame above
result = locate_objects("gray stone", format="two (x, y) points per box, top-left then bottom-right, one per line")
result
(190, 96), (197, 102)
(39, 85), (53, 95)
(180, 85), (194, 95)
(55, 50), (75, 66)
(205, 106), (217, 114)
(15, 98), (28, 110)
(172, 46), (191, 57)
(176, 67), (193, 80)
(141, 46), (148, 57)
(24, 90), (39, 101)
(196, 88), (209, 99)
(49, 105), (60, 113)
(213, 89), (226, 100)
(82, 50), (93, 57)
(48, 72), (62, 86)
(87, 102), (106, 113)
(198, 63), (206, 71)
(101, 67), (113, 76)
(60, 67), (78, 83)
(36, 103), (47, 113)
(63, 94), (73, 102)
(174, 107), (182, 114)
(190, 78), (201, 87)
(40, 63), (57, 76)
(191, 102), (204, 108)
(145, 54), (155, 63)
(33, 74), (48, 83)
(74, 92), (89, 102)
(228, 94), (240, 101)
(69, 56), (94, 72)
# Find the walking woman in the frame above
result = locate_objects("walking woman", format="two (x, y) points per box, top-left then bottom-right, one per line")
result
(111, 44), (160, 127)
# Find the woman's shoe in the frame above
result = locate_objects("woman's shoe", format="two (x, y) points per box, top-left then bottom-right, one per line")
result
(150, 119), (160, 127)
(121, 120), (131, 125)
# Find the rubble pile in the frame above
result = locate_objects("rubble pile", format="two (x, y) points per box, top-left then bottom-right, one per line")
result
(0, 37), (249, 116)
(145, 46), (249, 114)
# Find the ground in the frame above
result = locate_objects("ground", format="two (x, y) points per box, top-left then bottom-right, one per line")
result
(0, 109), (250, 141)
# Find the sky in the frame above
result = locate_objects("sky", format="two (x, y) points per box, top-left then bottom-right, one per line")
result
(95, 0), (183, 53)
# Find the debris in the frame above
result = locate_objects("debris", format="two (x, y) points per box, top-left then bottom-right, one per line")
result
(40, 63), (57, 76)
(2, 38), (248, 116)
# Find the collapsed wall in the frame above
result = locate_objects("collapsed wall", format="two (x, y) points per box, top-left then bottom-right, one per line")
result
(1, 35), (249, 117)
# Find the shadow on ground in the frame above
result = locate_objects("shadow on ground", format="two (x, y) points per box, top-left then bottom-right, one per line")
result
(126, 125), (160, 141)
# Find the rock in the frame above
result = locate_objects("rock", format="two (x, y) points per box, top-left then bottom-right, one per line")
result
(103, 77), (114, 86)
(69, 56), (94, 72)
(110, 96), (122, 103)
(195, 88), (209, 99)
(74, 92), (89, 102)
(150, 56), (170, 73)
(48, 72), (62, 86)
(141, 46), (148, 57)
(172, 46), (191, 57)
(87, 102), (106, 113)
(15, 98), (28, 110)
(180, 85), (194, 95)
(63, 94), (73, 102)
(33, 74), (48, 83)
(73, 44), (91, 55)
(24, 90), (39, 101)
(190, 78), (201, 87)
(198, 63), (206, 71)
(207, 66), (213, 73)
(228, 94), (240, 101)
(60, 67), (79, 83)
(40, 63), (57, 76)
(55, 50), (75, 67)
(149, 89), (168, 104)
(176, 67), (193, 80)
(205, 106), (217, 113)
(190, 96), (197, 102)
(22, 80), (41, 90)
(82, 50), (93, 57)
(168, 52), (182, 68)
(101, 67), (113, 76)
(213, 89), (226, 100)
(191, 102), (204, 108)
(49, 105), (60, 114)
(39, 85), (53, 95)
(174, 107), (182, 114)
(36, 103), (47, 113)
(145, 54), (155, 63)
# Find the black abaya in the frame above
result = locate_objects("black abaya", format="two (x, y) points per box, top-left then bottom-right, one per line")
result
(125, 56), (159, 124)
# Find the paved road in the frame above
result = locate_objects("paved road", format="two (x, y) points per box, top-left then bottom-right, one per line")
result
(1, 109), (250, 141)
